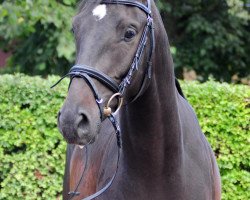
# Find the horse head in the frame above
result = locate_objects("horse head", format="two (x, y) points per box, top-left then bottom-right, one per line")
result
(57, 0), (154, 146)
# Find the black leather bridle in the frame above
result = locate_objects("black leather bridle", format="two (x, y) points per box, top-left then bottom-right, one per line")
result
(52, 0), (154, 199)
(52, 0), (154, 116)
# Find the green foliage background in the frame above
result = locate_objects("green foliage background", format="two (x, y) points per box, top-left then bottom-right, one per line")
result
(0, 0), (249, 81)
(0, 74), (249, 199)
(0, 75), (68, 199)
(159, 0), (250, 81)
(0, 0), (76, 76)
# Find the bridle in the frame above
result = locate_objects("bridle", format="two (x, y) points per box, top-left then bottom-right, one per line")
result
(52, 0), (154, 117)
(52, 0), (154, 199)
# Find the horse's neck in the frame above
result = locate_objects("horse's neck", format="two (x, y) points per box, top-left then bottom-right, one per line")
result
(120, 21), (183, 180)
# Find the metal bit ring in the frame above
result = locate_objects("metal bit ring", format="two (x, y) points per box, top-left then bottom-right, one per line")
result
(103, 93), (123, 117)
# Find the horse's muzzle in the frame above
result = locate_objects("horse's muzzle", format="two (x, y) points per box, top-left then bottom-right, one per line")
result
(57, 107), (98, 145)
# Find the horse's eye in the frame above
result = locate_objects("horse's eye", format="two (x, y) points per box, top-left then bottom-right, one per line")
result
(124, 29), (136, 42)
(71, 28), (75, 34)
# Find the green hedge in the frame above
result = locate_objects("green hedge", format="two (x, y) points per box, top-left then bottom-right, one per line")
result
(182, 81), (250, 200)
(0, 74), (68, 199)
(0, 74), (249, 200)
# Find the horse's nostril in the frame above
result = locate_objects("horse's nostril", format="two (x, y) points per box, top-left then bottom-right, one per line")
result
(80, 114), (88, 126)
(77, 112), (90, 136)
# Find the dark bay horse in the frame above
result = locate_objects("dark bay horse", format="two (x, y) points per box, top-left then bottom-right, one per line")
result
(55, 0), (221, 199)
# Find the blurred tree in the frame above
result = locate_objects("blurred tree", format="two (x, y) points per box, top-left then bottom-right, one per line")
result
(0, 0), (249, 81)
(0, 0), (77, 76)
(158, 0), (250, 81)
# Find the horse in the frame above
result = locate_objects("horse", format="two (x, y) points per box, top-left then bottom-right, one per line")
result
(54, 0), (221, 199)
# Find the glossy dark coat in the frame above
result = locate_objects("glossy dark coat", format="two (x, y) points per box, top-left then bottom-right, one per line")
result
(58, 0), (221, 199)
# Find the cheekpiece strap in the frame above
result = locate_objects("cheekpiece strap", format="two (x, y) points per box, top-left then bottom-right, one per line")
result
(118, 16), (154, 97)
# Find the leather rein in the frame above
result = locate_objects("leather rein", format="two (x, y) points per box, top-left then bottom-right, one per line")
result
(52, 0), (154, 199)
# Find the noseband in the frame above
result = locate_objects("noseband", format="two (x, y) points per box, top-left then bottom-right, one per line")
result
(52, 0), (154, 199)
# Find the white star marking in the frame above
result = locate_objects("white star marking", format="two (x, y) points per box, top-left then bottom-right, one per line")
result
(92, 5), (107, 21)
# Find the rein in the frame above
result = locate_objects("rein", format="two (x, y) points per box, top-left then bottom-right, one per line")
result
(68, 114), (121, 200)
(52, 0), (154, 199)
